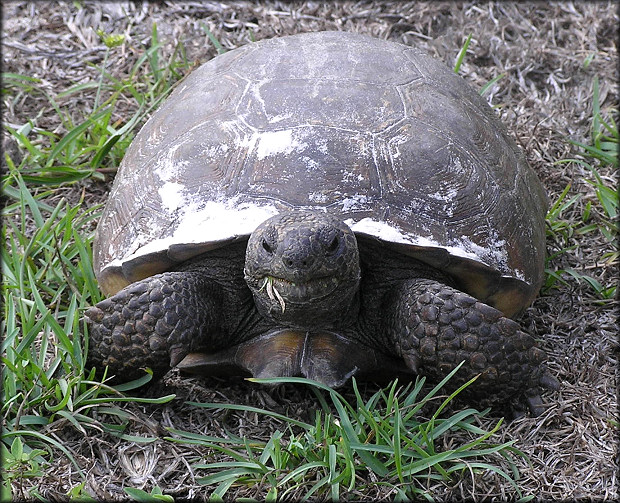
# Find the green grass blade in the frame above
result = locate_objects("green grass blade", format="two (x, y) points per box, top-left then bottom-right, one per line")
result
(187, 401), (313, 430)
(479, 73), (506, 96)
(2, 430), (84, 479)
(454, 33), (472, 73)
(45, 107), (111, 168)
(201, 23), (226, 54)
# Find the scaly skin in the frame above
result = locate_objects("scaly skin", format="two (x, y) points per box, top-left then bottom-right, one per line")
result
(384, 278), (560, 415)
(86, 271), (223, 381)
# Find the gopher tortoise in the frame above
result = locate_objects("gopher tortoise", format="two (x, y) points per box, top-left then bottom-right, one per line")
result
(86, 31), (559, 415)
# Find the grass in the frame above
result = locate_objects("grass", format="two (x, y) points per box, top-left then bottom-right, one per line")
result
(1, 167), (176, 500)
(1, 29), (617, 501)
(544, 76), (618, 300)
(1, 25), (187, 501)
(168, 372), (528, 501)
(2, 27), (188, 186)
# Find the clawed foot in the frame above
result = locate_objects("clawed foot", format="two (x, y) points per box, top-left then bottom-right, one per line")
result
(85, 271), (222, 382)
(387, 278), (560, 416)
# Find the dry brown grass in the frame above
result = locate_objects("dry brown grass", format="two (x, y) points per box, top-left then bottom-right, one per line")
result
(2, 1), (618, 501)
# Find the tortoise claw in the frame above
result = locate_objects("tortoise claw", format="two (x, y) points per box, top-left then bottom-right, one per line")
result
(401, 350), (419, 374)
(85, 305), (104, 323)
(540, 372), (561, 391)
(526, 394), (546, 417)
(169, 346), (189, 368)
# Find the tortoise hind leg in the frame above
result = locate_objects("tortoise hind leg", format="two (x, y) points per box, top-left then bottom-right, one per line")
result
(85, 271), (223, 382)
(384, 278), (560, 416)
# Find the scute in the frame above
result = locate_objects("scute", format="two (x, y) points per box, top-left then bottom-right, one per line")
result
(94, 31), (547, 318)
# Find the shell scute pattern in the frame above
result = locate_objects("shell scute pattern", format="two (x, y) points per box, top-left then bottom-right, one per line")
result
(94, 32), (547, 318)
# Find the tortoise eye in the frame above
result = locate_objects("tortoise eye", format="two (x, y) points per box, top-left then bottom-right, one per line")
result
(327, 236), (340, 254)
(261, 225), (278, 255)
(262, 238), (274, 254)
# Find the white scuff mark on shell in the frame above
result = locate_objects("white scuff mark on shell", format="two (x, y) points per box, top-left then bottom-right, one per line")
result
(428, 187), (458, 202)
(175, 197), (279, 242)
(387, 130), (410, 160)
(199, 142), (230, 158)
(316, 137), (330, 154)
(342, 169), (365, 185)
(158, 182), (186, 212)
(347, 217), (448, 250)
(145, 124), (165, 151)
(456, 233), (505, 260)
(301, 156), (320, 171)
(153, 140), (189, 182)
(455, 232), (524, 280)
(220, 119), (257, 153)
(250, 80), (268, 114)
(308, 191), (329, 203)
(346, 217), (515, 276)
(268, 113), (294, 124)
(339, 194), (369, 212)
(116, 197), (280, 264)
(427, 185), (458, 218)
(451, 156), (466, 174)
(448, 234), (510, 273)
(255, 129), (308, 159)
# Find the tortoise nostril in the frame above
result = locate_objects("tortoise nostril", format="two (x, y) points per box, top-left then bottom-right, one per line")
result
(282, 254), (313, 270)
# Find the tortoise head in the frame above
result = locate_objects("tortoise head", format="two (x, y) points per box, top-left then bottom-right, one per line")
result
(244, 211), (361, 329)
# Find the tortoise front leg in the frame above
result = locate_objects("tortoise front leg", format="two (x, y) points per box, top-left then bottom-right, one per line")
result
(85, 271), (223, 382)
(384, 278), (560, 416)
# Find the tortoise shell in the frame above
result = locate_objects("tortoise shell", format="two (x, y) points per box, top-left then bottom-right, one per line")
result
(94, 31), (547, 318)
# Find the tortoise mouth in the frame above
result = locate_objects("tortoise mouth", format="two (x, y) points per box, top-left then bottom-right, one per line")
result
(260, 275), (341, 307)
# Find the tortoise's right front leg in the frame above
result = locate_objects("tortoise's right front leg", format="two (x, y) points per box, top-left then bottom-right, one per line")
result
(85, 271), (223, 382)
(383, 278), (560, 416)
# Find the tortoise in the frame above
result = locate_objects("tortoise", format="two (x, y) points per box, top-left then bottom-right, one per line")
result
(86, 31), (559, 415)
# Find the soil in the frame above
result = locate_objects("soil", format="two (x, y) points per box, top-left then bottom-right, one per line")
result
(2, 1), (618, 501)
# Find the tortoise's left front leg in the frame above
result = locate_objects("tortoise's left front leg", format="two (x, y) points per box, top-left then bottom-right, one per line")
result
(85, 271), (223, 382)
(383, 278), (560, 416)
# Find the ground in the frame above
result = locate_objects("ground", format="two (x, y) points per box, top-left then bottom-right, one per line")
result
(2, 1), (618, 501)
